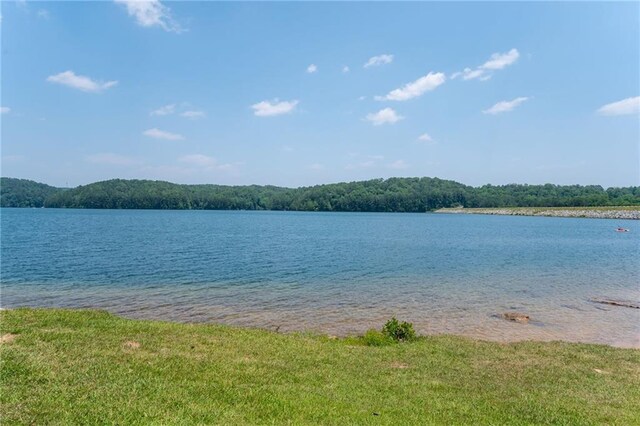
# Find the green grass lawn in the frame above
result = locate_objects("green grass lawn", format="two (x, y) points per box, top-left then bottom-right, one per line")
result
(2, 309), (639, 425)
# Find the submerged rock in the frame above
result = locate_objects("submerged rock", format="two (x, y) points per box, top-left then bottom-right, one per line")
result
(502, 312), (530, 323)
(590, 299), (640, 309)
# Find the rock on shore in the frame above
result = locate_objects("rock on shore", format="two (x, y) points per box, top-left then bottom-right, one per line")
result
(502, 312), (530, 323)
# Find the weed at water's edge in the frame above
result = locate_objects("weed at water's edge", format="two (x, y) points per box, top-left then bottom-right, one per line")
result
(382, 317), (416, 342)
(360, 318), (417, 346)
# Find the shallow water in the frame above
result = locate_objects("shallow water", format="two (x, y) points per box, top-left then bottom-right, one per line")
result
(1, 209), (638, 347)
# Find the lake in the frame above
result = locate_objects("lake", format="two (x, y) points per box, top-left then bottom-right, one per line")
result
(1, 209), (638, 347)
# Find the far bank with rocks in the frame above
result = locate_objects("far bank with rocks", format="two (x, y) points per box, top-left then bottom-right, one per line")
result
(435, 207), (640, 220)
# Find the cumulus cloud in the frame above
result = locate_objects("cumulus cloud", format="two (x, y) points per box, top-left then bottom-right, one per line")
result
(364, 54), (394, 68)
(179, 154), (217, 167)
(0, 107), (10, 114)
(307, 64), (317, 73)
(452, 48), (520, 81)
(345, 155), (385, 170)
(47, 70), (118, 93)
(179, 154), (242, 173)
(452, 68), (487, 81)
(2, 155), (25, 162)
(597, 96), (640, 116)
(86, 153), (141, 166)
(342, 66), (350, 73)
(37, 9), (50, 19)
(483, 97), (529, 115)
(114, 0), (182, 32)
(180, 110), (205, 119)
(251, 99), (299, 117)
(388, 160), (409, 170)
(150, 104), (176, 116)
(365, 108), (404, 125)
(418, 133), (434, 143)
(482, 48), (520, 70)
(217, 162), (242, 172)
(151, 103), (205, 118)
(143, 128), (185, 140)
(376, 72), (446, 101)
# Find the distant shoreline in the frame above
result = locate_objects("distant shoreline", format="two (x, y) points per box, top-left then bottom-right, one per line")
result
(3, 177), (639, 212)
(435, 206), (640, 220)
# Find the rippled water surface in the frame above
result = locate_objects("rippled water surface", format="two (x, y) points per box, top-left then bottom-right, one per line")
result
(2, 209), (638, 346)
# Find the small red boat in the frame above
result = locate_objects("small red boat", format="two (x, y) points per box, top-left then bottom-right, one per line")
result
(616, 227), (629, 233)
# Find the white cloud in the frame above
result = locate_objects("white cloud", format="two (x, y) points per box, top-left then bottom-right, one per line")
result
(377, 72), (446, 101)
(597, 96), (640, 116)
(307, 64), (317, 74)
(342, 66), (350, 73)
(217, 163), (241, 172)
(364, 54), (394, 68)
(481, 48), (520, 70)
(178, 154), (242, 173)
(0, 107), (10, 114)
(251, 99), (299, 117)
(143, 128), (185, 140)
(180, 110), (205, 119)
(150, 104), (205, 118)
(114, 0), (182, 32)
(483, 97), (529, 115)
(179, 154), (217, 167)
(309, 163), (324, 171)
(452, 48), (520, 81)
(47, 70), (118, 93)
(345, 154), (385, 170)
(418, 133), (435, 143)
(86, 153), (141, 166)
(388, 160), (409, 170)
(150, 104), (176, 116)
(365, 108), (404, 125)
(37, 9), (50, 19)
(453, 67), (486, 81)
(464, 69), (486, 80)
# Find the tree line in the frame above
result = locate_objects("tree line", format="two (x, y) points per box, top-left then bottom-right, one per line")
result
(1, 177), (639, 211)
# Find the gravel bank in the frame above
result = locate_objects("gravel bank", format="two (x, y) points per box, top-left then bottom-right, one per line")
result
(435, 208), (640, 220)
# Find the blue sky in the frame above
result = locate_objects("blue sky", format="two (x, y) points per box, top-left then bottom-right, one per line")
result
(1, 1), (639, 188)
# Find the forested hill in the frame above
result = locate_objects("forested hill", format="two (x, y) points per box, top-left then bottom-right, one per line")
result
(1, 177), (639, 211)
(0, 178), (66, 208)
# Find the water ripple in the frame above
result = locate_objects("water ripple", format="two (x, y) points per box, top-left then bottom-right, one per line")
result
(1, 209), (639, 347)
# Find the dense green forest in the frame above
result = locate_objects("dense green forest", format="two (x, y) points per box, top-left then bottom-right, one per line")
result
(1, 177), (639, 211)
(0, 178), (65, 208)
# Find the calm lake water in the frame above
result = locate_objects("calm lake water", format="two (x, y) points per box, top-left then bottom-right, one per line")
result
(1, 209), (638, 347)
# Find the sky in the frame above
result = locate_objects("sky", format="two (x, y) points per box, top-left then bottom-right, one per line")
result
(1, 1), (639, 188)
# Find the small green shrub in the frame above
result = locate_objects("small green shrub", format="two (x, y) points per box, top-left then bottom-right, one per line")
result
(382, 317), (416, 342)
(362, 329), (392, 346)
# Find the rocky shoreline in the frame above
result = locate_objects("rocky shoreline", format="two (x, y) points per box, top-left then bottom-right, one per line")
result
(436, 207), (640, 220)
